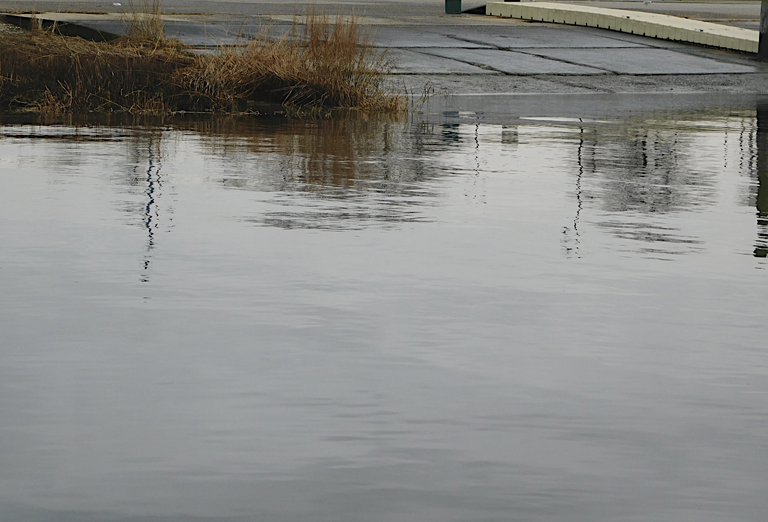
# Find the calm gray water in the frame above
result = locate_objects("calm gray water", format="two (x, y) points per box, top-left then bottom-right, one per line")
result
(1, 101), (767, 522)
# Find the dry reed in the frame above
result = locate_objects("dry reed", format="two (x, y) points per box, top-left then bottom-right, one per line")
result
(0, 7), (404, 114)
(124, 0), (165, 42)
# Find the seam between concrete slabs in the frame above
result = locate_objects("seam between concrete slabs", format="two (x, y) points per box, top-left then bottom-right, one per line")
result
(410, 48), (614, 75)
(426, 31), (644, 51)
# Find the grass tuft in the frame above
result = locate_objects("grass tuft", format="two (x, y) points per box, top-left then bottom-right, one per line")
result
(178, 13), (404, 113)
(0, 8), (404, 114)
(124, 0), (166, 42)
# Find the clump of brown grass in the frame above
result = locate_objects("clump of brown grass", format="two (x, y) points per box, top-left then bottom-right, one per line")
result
(177, 13), (403, 112)
(125, 0), (165, 42)
(0, 9), (404, 114)
(0, 32), (191, 112)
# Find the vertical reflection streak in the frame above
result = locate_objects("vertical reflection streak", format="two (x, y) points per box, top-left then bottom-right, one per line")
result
(723, 115), (728, 169)
(563, 121), (584, 258)
(473, 122), (480, 202)
(574, 123), (583, 257)
(142, 135), (162, 282)
(755, 105), (768, 258)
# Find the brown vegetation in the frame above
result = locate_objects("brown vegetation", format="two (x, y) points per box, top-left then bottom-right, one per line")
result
(124, 0), (165, 42)
(0, 3), (404, 114)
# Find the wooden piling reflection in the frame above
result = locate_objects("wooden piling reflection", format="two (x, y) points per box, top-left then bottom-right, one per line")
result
(755, 104), (768, 257)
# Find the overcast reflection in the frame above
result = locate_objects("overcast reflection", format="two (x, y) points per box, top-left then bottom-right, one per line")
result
(2, 108), (765, 256)
(2, 108), (766, 258)
(1, 104), (768, 522)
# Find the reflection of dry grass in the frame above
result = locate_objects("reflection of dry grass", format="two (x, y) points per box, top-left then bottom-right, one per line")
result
(205, 116), (425, 191)
(0, 7), (404, 114)
(274, 118), (389, 186)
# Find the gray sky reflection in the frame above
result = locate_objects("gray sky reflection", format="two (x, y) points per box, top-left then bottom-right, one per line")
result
(0, 109), (765, 256)
(1, 105), (768, 522)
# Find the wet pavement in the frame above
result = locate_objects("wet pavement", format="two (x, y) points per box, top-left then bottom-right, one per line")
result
(1, 0), (766, 96)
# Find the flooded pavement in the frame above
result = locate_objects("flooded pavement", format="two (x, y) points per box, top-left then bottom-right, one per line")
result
(1, 95), (768, 522)
(5, 2), (767, 95)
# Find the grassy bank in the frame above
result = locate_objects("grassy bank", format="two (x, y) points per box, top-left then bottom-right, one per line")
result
(0, 5), (404, 114)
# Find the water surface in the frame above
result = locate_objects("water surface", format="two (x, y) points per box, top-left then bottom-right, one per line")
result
(1, 102), (767, 522)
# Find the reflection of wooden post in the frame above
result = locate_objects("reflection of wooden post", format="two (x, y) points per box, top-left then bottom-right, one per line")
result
(758, 105), (768, 215)
(755, 104), (768, 256)
(760, 0), (768, 60)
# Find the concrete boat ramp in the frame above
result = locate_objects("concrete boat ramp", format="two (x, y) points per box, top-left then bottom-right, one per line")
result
(1, 0), (766, 96)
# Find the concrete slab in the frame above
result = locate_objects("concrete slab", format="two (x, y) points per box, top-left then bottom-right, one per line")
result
(0, 0), (761, 29)
(425, 24), (648, 49)
(369, 26), (492, 48)
(420, 48), (608, 75)
(388, 49), (497, 74)
(421, 92), (768, 123)
(0, 13), (294, 46)
(535, 72), (768, 94)
(397, 73), (599, 95)
(571, 1), (761, 22)
(0, 1), (766, 97)
(0, 1), (494, 24)
(527, 47), (758, 74)
(398, 71), (768, 96)
(66, 19), (263, 45)
(267, 14), (404, 26)
(162, 21), (291, 46)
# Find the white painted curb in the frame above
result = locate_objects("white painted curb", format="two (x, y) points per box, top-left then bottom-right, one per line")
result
(486, 2), (759, 53)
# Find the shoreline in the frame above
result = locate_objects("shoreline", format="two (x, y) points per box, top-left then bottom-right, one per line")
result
(0, 1), (766, 112)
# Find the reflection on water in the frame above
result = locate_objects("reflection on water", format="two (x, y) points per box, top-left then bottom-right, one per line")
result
(755, 104), (768, 257)
(4, 110), (760, 253)
(39, 109), (761, 258)
(140, 135), (163, 281)
(180, 118), (447, 230)
(1, 104), (768, 522)
(561, 124), (584, 258)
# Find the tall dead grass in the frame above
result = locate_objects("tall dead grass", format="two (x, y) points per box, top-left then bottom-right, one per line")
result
(180, 14), (402, 112)
(124, 0), (165, 42)
(0, 32), (191, 112)
(0, 9), (404, 114)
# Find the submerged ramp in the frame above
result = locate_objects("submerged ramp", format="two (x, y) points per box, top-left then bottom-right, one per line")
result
(485, 2), (759, 53)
